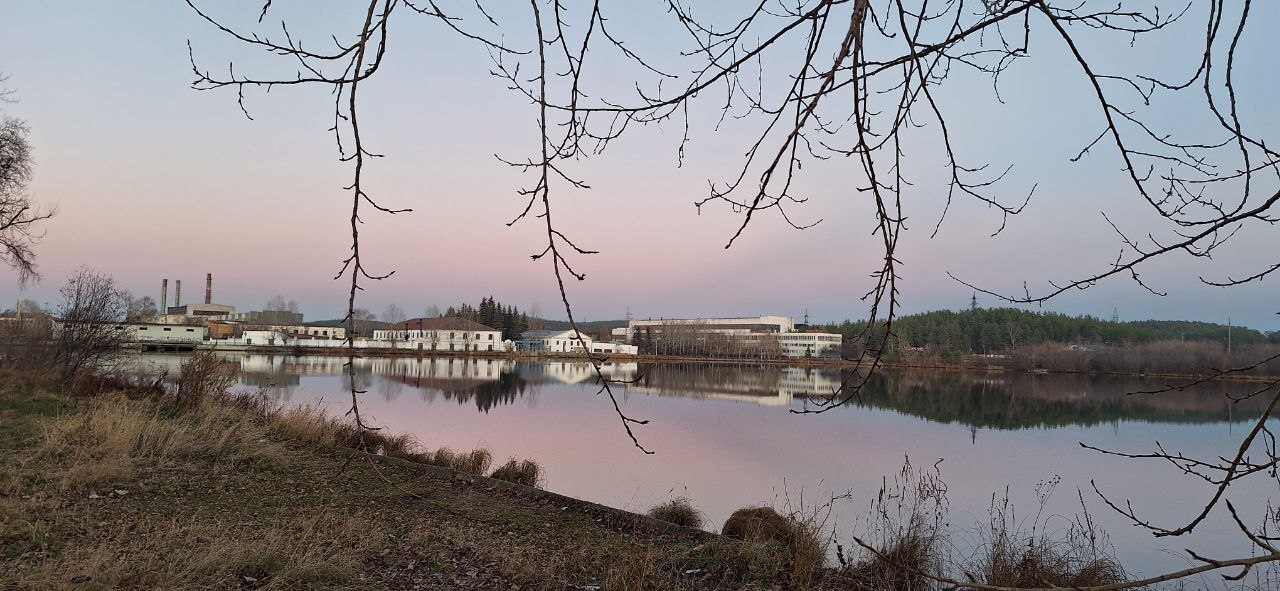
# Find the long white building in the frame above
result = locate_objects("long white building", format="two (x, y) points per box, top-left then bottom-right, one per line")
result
(372, 317), (504, 352)
(623, 315), (842, 358)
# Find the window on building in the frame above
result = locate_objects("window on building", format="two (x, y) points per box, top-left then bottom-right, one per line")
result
(186, 328), (194, 332)
(163, 328), (172, 332)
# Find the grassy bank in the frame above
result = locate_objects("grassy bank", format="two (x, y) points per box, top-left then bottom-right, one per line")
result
(1, 354), (1168, 590)
(0, 360), (879, 590)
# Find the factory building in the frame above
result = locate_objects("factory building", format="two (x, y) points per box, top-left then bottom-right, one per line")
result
(156, 273), (235, 322)
(622, 315), (842, 358)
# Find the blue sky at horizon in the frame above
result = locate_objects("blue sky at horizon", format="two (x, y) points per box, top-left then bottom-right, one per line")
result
(1, 1), (1277, 330)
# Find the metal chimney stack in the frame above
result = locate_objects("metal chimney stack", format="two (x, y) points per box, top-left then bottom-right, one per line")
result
(205, 273), (212, 305)
(161, 279), (168, 315)
(175, 280), (182, 307)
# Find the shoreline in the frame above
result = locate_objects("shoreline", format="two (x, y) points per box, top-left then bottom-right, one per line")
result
(187, 344), (1280, 383)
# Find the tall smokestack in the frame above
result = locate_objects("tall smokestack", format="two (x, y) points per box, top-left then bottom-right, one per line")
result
(205, 273), (212, 305)
(175, 280), (182, 307)
(161, 279), (168, 315)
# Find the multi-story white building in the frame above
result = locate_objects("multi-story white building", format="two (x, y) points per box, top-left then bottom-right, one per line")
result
(624, 315), (842, 358)
(372, 317), (504, 352)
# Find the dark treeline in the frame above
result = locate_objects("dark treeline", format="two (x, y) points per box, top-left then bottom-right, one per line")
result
(442, 297), (530, 341)
(823, 307), (1278, 354)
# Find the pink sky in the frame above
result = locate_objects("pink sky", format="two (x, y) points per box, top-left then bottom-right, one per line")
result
(1, 2), (1277, 329)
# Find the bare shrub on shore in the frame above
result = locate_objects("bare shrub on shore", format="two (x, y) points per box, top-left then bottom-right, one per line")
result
(490, 458), (543, 488)
(844, 458), (948, 590)
(647, 497), (703, 529)
(722, 503), (830, 586)
(967, 481), (1125, 589)
(52, 266), (128, 382)
(172, 350), (236, 410)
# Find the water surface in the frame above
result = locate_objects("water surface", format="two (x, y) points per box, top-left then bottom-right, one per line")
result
(138, 353), (1279, 582)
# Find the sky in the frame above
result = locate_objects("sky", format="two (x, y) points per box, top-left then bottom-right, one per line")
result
(1, 1), (1277, 330)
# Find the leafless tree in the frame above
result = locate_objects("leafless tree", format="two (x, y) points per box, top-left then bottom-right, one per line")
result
(527, 302), (544, 331)
(53, 266), (128, 380)
(186, 1), (1280, 585)
(381, 302), (406, 324)
(350, 307), (377, 337)
(123, 292), (158, 322)
(0, 76), (55, 285)
(264, 293), (299, 313)
(424, 303), (441, 318)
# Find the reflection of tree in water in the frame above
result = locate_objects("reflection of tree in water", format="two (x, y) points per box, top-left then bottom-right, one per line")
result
(380, 370), (535, 413)
(846, 371), (1275, 430)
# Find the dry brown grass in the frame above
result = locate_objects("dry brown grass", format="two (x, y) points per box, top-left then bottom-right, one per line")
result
(426, 447), (494, 475)
(490, 458), (543, 488)
(722, 506), (795, 544)
(13, 512), (381, 590)
(647, 497), (703, 528)
(974, 533), (1125, 588)
(847, 520), (935, 591)
(172, 350), (236, 410)
(721, 506), (829, 586)
(38, 394), (285, 490)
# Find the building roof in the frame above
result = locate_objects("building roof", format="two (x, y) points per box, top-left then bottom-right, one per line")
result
(519, 329), (590, 340)
(381, 317), (500, 332)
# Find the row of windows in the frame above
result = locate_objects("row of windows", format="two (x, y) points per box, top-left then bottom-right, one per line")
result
(780, 334), (840, 342)
(384, 331), (496, 340)
(129, 326), (197, 333)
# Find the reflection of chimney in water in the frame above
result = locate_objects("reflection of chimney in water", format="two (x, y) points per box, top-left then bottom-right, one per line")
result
(161, 279), (168, 314)
(175, 280), (182, 307)
(205, 273), (212, 305)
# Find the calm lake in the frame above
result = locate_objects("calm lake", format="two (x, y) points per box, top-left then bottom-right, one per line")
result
(138, 353), (1277, 581)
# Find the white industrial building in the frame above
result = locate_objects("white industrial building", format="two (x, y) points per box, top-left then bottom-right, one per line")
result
(372, 317), (505, 352)
(588, 341), (639, 355)
(517, 329), (594, 353)
(623, 315), (842, 358)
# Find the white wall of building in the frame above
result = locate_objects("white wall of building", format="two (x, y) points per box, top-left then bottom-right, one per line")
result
(370, 328), (504, 352)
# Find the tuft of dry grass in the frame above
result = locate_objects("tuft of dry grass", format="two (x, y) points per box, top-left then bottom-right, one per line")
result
(721, 505), (829, 586)
(974, 529), (1126, 588)
(722, 506), (795, 544)
(426, 447), (494, 475)
(847, 517), (935, 591)
(38, 394), (284, 490)
(490, 458), (543, 488)
(647, 497), (703, 529)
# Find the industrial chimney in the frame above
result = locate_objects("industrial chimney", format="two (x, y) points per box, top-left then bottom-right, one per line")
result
(175, 280), (182, 308)
(205, 273), (212, 305)
(161, 279), (168, 315)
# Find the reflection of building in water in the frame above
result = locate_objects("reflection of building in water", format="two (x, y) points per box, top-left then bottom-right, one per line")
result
(370, 357), (514, 382)
(517, 361), (639, 385)
(627, 364), (842, 406)
(373, 358), (529, 412)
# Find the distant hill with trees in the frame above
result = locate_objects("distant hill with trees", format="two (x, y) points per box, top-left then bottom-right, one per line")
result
(822, 307), (1278, 353)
